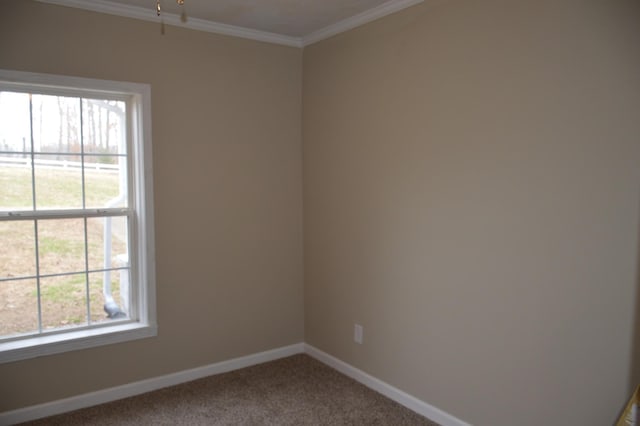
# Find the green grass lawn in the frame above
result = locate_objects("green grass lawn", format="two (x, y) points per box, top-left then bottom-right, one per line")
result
(0, 166), (122, 209)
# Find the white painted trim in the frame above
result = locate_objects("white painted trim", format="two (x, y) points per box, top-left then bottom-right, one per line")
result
(304, 344), (472, 426)
(34, 0), (302, 47)
(33, 0), (424, 48)
(0, 323), (156, 364)
(302, 0), (424, 46)
(0, 343), (305, 425)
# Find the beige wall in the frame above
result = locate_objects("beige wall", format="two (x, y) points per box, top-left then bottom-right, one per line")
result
(303, 1), (640, 425)
(0, 1), (303, 411)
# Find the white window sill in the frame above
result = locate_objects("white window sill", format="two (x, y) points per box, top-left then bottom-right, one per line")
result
(0, 322), (157, 364)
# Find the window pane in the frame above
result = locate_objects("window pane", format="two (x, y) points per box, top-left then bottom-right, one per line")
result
(89, 270), (129, 324)
(34, 154), (83, 209)
(0, 153), (34, 210)
(40, 273), (88, 330)
(0, 221), (36, 280)
(0, 279), (38, 337)
(81, 99), (126, 155)
(0, 91), (31, 154)
(38, 218), (86, 275)
(87, 216), (128, 271)
(32, 94), (81, 155)
(84, 155), (127, 208)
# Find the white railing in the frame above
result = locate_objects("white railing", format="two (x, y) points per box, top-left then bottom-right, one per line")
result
(0, 155), (119, 173)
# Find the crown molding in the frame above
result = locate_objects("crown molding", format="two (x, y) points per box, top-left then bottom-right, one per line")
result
(302, 0), (424, 46)
(35, 0), (424, 48)
(35, 0), (303, 47)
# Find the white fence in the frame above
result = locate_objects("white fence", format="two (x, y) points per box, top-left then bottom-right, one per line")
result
(0, 155), (119, 173)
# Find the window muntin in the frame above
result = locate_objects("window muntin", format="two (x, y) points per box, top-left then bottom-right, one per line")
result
(0, 70), (155, 362)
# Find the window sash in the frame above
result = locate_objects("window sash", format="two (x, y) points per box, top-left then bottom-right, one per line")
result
(0, 210), (137, 340)
(0, 208), (130, 220)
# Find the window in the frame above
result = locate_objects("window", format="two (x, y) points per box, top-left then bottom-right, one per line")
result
(0, 70), (156, 363)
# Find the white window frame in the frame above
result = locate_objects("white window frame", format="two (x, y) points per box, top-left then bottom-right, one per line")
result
(0, 69), (156, 363)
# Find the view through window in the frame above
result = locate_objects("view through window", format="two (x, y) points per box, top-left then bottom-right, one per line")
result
(0, 70), (155, 361)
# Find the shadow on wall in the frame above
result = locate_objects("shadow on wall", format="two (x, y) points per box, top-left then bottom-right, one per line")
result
(629, 198), (640, 396)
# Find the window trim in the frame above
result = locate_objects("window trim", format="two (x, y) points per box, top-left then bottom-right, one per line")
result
(0, 69), (156, 364)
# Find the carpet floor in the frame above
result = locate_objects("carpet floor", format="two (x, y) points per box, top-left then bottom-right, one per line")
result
(20, 354), (441, 425)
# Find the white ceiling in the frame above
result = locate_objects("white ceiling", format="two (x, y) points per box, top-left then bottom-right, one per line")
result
(36, 0), (423, 47)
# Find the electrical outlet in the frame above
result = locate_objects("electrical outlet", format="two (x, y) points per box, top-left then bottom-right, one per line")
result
(354, 324), (363, 344)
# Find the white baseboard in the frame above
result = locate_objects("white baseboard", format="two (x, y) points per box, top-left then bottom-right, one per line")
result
(0, 343), (305, 425)
(304, 344), (471, 426)
(1, 342), (469, 426)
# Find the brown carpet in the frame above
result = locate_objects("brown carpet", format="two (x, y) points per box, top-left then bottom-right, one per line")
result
(20, 354), (440, 425)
